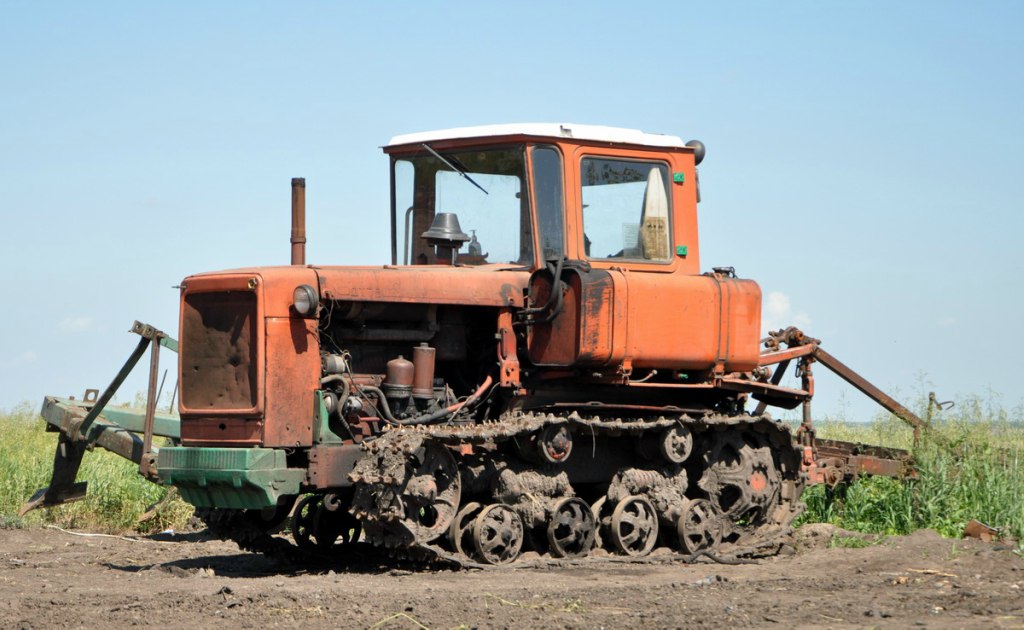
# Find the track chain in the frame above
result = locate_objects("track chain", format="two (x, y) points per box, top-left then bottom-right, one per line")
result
(200, 411), (805, 569)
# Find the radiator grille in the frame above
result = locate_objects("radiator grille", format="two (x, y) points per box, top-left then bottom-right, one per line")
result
(181, 291), (258, 410)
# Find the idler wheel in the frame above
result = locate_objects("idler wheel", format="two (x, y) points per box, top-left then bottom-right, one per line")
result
(676, 498), (722, 554)
(660, 425), (694, 464)
(291, 495), (321, 551)
(546, 497), (596, 558)
(609, 496), (659, 557)
(447, 501), (482, 556)
(241, 497), (296, 535)
(471, 504), (524, 565)
(349, 437), (462, 547)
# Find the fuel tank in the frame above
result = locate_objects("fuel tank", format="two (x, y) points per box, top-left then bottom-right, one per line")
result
(526, 267), (761, 373)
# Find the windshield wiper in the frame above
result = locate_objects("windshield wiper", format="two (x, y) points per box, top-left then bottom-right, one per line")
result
(422, 143), (489, 195)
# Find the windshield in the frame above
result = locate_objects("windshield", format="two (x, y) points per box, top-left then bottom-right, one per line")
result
(392, 146), (534, 266)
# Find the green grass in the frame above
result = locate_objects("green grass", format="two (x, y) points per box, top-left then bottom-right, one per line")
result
(0, 402), (193, 533)
(828, 535), (876, 549)
(801, 395), (1024, 544)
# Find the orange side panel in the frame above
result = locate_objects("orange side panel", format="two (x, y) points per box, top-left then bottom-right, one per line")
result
(262, 317), (319, 447)
(527, 270), (617, 366)
(180, 417), (263, 446)
(526, 268), (760, 373)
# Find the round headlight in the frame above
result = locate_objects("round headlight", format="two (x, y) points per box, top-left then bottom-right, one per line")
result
(293, 284), (318, 316)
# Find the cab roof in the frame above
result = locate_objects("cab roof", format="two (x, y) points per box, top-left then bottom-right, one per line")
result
(386, 123), (687, 150)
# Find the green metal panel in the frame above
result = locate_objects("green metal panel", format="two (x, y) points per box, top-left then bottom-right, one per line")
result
(100, 406), (180, 439)
(157, 447), (303, 510)
(313, 390), (345, 444)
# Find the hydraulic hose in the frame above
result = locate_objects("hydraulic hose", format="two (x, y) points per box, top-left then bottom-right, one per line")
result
(520, 258), (565, 316)
(359, 376), (495, 426)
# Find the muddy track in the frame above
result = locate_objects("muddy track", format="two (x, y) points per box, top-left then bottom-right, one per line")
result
(2, 525), (1021, 628)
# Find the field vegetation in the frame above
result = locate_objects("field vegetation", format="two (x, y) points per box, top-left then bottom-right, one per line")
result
(1, 395), (1021, 547)
(804, 394), (1024, 544)
(0, 402), (192, 533)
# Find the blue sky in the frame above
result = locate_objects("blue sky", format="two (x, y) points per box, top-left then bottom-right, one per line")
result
(1, 2), (1022, 422)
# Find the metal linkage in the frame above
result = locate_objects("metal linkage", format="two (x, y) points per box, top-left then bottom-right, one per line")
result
(19, 321), (179, 515)
(754, 327), (927, 483)
(757, 327), (929, 438)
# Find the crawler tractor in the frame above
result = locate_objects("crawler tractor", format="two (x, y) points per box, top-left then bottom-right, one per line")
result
(24, 124), (922, 565)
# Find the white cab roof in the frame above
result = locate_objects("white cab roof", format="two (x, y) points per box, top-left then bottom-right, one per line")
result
(387, 123), (687, 149)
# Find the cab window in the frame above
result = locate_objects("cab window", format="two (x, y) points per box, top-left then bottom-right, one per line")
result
(393, 146), (533, 266)
(580, 158), (671, 261)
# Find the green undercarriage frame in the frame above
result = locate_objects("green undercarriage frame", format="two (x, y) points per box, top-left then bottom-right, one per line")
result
(158, 446), (303, 510)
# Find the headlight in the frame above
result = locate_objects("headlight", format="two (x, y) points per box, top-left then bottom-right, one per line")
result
(293, 284), (318, 316)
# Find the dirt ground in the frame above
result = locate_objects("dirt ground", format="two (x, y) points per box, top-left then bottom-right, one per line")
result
(1, 524), (1021, 629)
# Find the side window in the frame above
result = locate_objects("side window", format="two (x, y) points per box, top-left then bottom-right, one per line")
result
(531, 146), (564, 260)
(580, 158), (671, 261)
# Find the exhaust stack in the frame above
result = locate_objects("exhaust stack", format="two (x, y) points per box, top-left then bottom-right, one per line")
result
(291, 177), (306, 266)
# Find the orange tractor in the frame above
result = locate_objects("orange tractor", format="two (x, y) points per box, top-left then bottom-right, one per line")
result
(25, 124), (921, 564)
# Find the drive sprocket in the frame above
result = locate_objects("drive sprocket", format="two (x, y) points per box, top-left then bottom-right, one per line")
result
(698, 429), (782, 532)
(350, 435), (461, 547)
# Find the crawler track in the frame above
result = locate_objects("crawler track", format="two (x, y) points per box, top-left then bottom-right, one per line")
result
(202, 412), (805, 568)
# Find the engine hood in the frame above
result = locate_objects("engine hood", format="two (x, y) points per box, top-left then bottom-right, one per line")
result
(313, 264), (531, 308)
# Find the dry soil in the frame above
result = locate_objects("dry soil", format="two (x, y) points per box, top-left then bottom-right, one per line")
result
(1, 524), (1021, 629)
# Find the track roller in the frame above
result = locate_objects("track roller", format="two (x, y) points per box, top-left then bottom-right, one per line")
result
(660, 425), (694, 464)
(676, 498), (722, 554)
(447, 501), (482, 556)
(607, 495), (659, 557)
(471, 504), (524, 565)
(547, 497), (596, 558)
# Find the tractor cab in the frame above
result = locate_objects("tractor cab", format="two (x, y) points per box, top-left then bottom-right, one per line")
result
(384, 124), (706, 275)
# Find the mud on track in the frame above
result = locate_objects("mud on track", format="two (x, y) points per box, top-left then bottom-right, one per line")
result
(1, 525), (1021, 629)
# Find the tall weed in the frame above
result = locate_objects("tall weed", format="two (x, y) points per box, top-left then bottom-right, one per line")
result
(803, 394), (1024, 542)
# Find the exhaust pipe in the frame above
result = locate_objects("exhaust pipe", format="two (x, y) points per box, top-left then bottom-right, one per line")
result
(291, 177), (306, 266)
